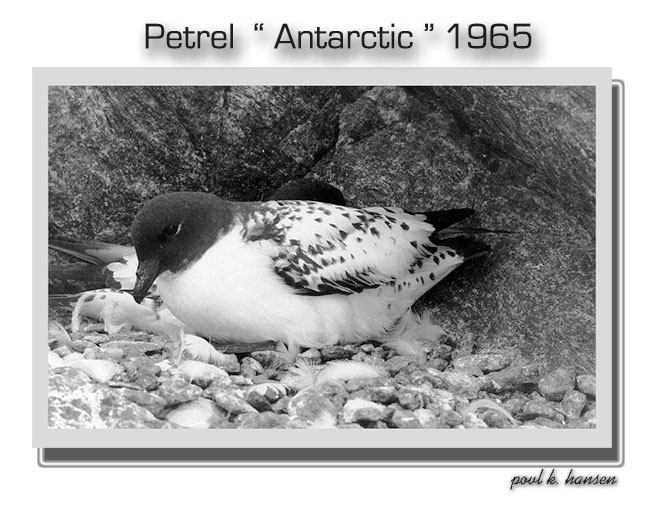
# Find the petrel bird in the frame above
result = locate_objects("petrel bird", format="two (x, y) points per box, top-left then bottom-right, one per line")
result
(129, 192), (488, 349)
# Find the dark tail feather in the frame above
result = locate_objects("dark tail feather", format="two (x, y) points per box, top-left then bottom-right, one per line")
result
(438, 226), (516, 238)
(48, 293), (83, 308)
(49, 262), (112, 283)
(419, 208), (475, 231)
(441, 236), (491, 262)
(49, 238), (134, 265)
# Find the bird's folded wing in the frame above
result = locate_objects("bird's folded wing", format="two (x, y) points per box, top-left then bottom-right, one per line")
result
(241, 201), (439, 295)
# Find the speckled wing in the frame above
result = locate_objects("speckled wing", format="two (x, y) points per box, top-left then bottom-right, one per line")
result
(240, 201), (449, 295)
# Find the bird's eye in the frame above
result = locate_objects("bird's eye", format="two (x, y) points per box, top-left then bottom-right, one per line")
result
(162, 224), (180, 237)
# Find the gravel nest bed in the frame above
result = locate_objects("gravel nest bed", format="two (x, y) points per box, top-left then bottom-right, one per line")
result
(48, 322), (597, 430)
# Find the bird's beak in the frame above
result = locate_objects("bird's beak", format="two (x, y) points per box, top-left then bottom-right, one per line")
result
(132, 257), (160, 303)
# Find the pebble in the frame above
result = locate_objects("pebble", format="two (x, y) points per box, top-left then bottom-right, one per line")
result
(389, 408), (422, 428)
(481, 365), (524, 393)
(69, 359), (122, 383)
(538, 366), (576, 401)
(524, 418), (565, 429)
(52, 345), (73, 358)
(240, 357), (264, 378)
(357, 385), (397, 405)
(343, 399), (389, 424)
(427, 358), (448, 371)
(502, 395), (528, 417)
(246, 391), (274, 412)
(287, 389), (338, 426)
(119, 389), (167, 417)
(384, 355), (418, 375)
(426, 389), (456, 412)
(297, 348), (321, 362)
(481, 409), (516, 428)
(69, 338), (99, 353)
(157, 376), (203, 406)
(454, 353), (512, 374)
(346, 376), (395, 393)
(463, 413), (488, 429)
(397, 388), (426, 410)
(103, 340), (167, 358)
(440, 371), (482, 399)
(211, 389), (258, 415)
(561, 390), (587, 421)
(178, 360), (231, 388)
(413, 408), (445, 428)
(576, 374), (597, 398)
(320, 345), (355, 362)
(360, 343), (375, 353)
(521, 400), (565, 424)
(249, 350), (281, 368)
(236, 412), (293, 429)
(582, 408), (597, 426)
(166, 398), (230, 429)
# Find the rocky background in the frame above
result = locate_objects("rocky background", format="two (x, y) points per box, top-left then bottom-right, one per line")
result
(48, 85), (596, 377)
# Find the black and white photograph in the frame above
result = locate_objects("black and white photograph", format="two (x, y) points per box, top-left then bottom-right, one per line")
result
(46, 84), (598, 432)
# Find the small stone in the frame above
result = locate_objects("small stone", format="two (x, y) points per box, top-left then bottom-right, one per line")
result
(178, 360), (230, 388)
(582, 408), (597, 426)
(384, 355), (418, 375)
(236, 412), (293, 428)
(502, 395), (528, 416)
(109, 331), (150, 342)
(157, 376), (203, 406)
(343, 398), (389, 424)
(69, 338), (99, 353)
(52, 345), (73, 358)
(288, 389), (338, 426)
(523, 418), (565, 429)
(240, 356), (264, 376)
(481, 365), (524, 393)
(427, 358), (448, 371)
(454, 353), (512, 374)
(521, 400), (565, 424)
(211, 389), (258, 415)
(538, 366), (576, 401)
(463, 413), (488, 429)
(246, 391), (274, 412)
(360, 343), (375, 353)
(346, 376), (394, 392)
(359, 385), (397, 404)
(320, 345), (355, 362)
(397, 388), (425, 410)
(166, 398), (230, 429)
(440, 371), (482, 399)
(576, 374), (597, 398)
(426, 389), (456, 411)
(272, 395), (291, 414)
(84, 334), (111, 345)
(389, 408), (422, 428)
(413, 408), (445, 428)
(481, 409), (515, 428)
(297, 348), (321, 362)
(431, 343), (453, 360)
(103, 340), (167, 358)
(249, 350), (282, 368)
(251, 382), (286, 403)
(231, 375), (255, 386)
(210, 353), (240, 374)
(440, 409), (463, 427)
(561, 390), (587, 421)
(120, 389), (167, 417)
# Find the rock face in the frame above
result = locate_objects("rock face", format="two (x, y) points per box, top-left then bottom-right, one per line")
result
(49, 85), (595, 372)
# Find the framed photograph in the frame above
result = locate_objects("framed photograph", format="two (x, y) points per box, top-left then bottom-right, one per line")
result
(34, 68), (622, 465)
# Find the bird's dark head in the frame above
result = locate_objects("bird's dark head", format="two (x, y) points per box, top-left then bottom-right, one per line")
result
(130, 192), (233, 303)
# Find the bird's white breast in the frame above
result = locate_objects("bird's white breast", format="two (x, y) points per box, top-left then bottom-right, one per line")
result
(155, 230), (360, 347)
